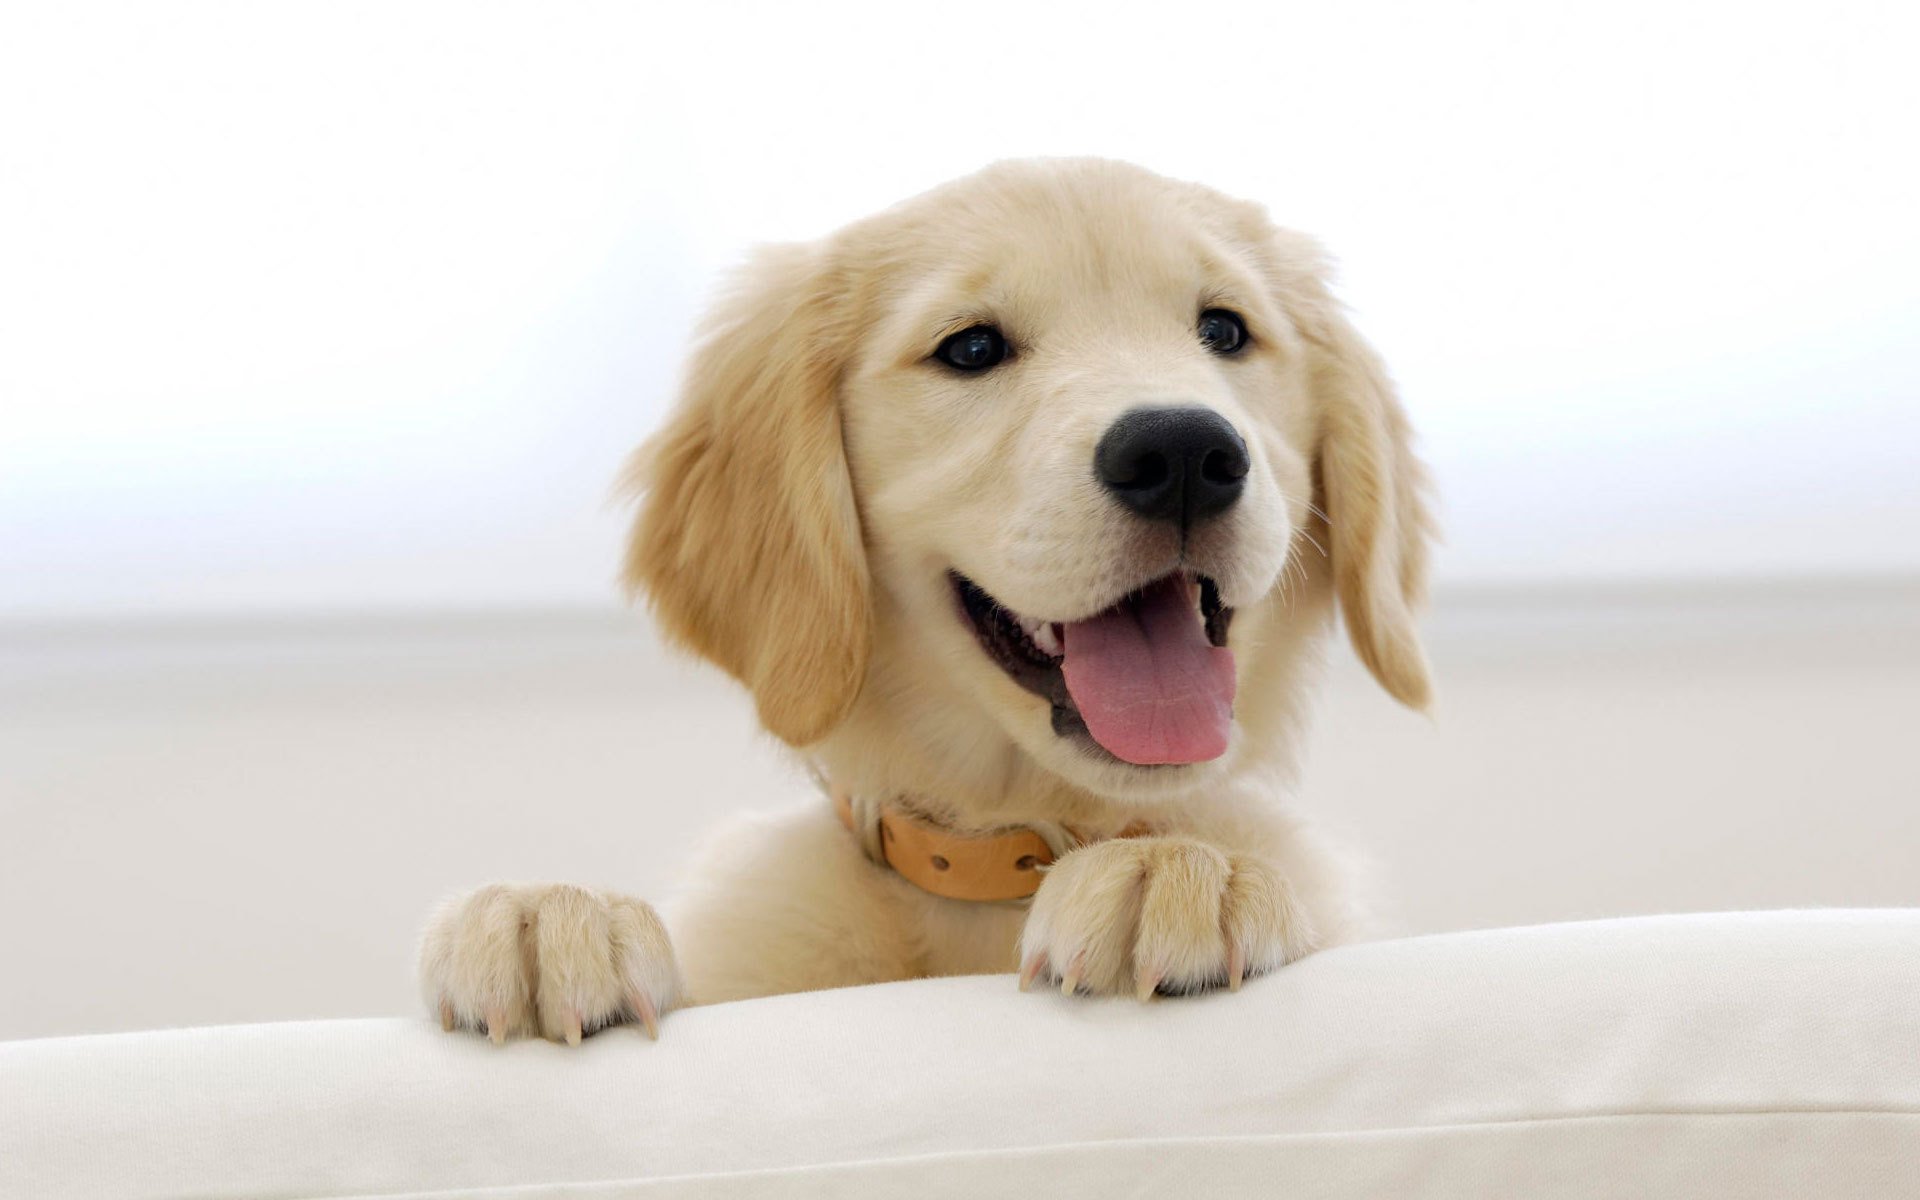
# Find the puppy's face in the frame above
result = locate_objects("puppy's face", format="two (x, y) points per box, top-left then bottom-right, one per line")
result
(839, 172), (1318, 794)
(629, 160), (1431, 801)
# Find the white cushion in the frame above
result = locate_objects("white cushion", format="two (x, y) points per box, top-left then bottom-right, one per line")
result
(3, 910), (1916, 1199)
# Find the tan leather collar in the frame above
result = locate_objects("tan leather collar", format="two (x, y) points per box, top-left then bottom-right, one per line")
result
(833, 791), (1055, 901)
(831, 791), (1150, 903)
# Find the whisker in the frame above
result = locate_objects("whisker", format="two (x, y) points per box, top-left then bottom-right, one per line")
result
(1279, 550), (1307, 602)
(1276, 489), (1332, 528)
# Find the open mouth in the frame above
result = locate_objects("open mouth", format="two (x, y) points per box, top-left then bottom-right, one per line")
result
(953, 571), (1236, 767)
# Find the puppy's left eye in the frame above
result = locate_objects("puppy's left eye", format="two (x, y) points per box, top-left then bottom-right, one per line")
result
(934, 325), (1008, 371)
(1198, 309), (1248, 355)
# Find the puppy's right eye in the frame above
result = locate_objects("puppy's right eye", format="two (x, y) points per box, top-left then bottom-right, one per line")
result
(934, 325), (1007, 371)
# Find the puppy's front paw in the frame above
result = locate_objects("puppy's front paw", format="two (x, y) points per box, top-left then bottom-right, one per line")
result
(418, 883), (682, 1044)
(1019, 837), (1317, 1000)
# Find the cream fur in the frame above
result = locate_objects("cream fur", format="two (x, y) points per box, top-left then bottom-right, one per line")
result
(417, 158), (1433, 1040)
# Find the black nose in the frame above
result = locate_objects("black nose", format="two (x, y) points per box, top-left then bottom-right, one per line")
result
(1094, 406), (1249, 527)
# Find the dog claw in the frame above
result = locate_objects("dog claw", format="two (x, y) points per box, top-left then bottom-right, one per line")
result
(1018, 953), (1047, 992)
(1060, 952), (1086, 997)
(1135, 969), (1163, 1003)
(485, 1007), (507, 1045)
(438, 999), (456, 1032)
(564, 1011), (582, 1047)
(629, 989), (660, 1040)
(1227, 943), (1246, 993)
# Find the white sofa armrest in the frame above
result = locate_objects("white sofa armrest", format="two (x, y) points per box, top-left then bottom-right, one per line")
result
(4, 910), (1916, 1199)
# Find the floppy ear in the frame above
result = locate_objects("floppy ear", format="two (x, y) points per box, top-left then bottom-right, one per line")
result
(1279, 242), (1436, 710)
(622, 244), (870, 746)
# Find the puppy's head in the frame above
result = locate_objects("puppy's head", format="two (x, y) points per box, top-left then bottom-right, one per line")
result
(627, 159), (1432, 798)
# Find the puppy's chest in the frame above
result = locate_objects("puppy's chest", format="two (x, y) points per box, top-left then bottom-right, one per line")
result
(912, 894), (1028, 976)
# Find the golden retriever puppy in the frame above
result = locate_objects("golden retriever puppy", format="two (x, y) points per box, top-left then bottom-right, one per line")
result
(418, 158), (1432, 1044)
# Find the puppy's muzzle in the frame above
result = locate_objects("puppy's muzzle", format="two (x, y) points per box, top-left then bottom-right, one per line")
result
(1095, 406), (1249, 530)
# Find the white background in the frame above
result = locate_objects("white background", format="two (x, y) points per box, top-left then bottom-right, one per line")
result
(5, 0), (1918, 620)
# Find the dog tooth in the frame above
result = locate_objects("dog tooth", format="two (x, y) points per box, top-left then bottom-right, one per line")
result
(1030, 622), (1063, 656)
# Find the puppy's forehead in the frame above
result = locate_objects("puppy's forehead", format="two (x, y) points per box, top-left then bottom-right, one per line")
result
(854, 162), (1257, 319)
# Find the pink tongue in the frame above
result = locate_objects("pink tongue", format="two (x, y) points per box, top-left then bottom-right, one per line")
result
(1060, 576), (1235, 765)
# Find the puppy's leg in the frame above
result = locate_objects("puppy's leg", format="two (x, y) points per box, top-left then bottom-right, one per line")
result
(418, 883), (681, 1044)
(665, 800), (926, 1004)
(417, 802), (924, 1040)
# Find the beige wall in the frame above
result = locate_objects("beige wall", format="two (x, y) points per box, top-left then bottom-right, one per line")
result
(3, 580), (1915, 1041)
